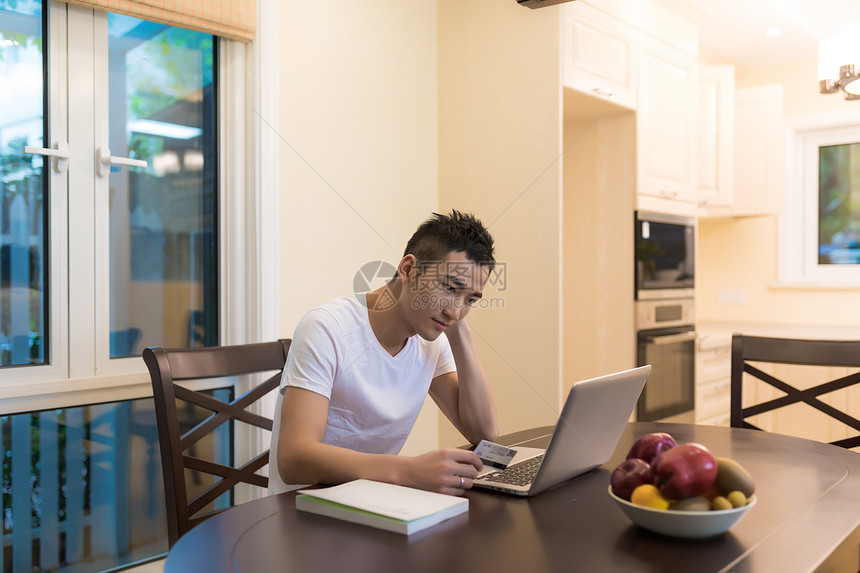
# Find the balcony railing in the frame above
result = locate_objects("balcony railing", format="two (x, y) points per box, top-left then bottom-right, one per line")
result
(1, 389), (231, 572)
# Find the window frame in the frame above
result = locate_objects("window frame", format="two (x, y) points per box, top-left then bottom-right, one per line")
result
(0, 2), (70, 392)
(0, 0), (280, 415)
(93, 13), (222, 378)
(778, 109), (860, 289)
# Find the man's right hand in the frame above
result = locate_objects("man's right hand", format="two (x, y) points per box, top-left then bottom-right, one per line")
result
(278, 388), (484, 496)
(402, 449), (483, 496)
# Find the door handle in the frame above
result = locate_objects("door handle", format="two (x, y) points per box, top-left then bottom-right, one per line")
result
(24, 142), (70, 173)
(97, 146), (147, 177)
(646, 331), (697, 345)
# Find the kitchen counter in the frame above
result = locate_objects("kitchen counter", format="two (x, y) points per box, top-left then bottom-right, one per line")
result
(698, 321), (860, 348)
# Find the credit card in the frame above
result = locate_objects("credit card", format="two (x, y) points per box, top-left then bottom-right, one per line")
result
(474, 440), (518, 471)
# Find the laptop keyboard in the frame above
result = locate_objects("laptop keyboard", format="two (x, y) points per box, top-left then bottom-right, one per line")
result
(481, 455), (544, 486)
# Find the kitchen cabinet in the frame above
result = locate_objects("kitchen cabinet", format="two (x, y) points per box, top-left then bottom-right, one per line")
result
(562, 1), (699, 216)
(697, 322), (860, 441)
(562, 2), (638, 110)
(697, 65), (735, 212)
(636, 33), (698, 211)
(699, 84), (783, 217)
(694, 335), (857, 432)
(695, 335), (731, 426)
(731, 85), (783, 216)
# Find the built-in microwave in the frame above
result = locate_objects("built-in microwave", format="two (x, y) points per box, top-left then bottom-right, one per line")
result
(634, 211), (695, 300)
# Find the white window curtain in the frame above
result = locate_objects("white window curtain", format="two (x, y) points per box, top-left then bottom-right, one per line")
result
(59, 0), (256, 41)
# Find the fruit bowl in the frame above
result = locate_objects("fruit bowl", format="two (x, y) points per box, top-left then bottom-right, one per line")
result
(608, 486), (756, 538)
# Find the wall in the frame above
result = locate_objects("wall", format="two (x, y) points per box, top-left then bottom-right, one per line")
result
(277, 1), (441, 454)
(562, 92), (636, 396)
(698, 58), (860, 329)
(275, 0), (620, 452)
(438, 0), (563, 446)
(736, 58), (859, 116)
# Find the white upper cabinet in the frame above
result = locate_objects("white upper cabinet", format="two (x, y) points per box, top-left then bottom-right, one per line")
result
(731, 85), (783, 216)
(561, 0), (700, 215)
(636, 34), (698, 207)
(562, 2), (638, 110)
(698, 65), (735, 213)
(698, 77), (781, 218)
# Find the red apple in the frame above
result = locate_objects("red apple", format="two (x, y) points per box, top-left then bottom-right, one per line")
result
(626, 432), (677, 464)
(651, 442), (718, 500)
(610, 458), (655, 501)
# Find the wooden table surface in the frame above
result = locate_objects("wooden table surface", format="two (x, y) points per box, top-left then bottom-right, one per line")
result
(165, 422), (860, 572)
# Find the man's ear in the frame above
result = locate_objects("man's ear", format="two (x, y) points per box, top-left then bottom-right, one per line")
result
(397, 254), (418, 283)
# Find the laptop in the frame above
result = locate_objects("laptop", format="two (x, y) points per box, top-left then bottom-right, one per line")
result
(472, 365), (651, 497)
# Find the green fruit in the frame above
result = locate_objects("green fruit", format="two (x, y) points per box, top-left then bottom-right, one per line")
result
(672, 496), (711, 511)
(715, 457), (755, 497)
(712, 496), (733, 511)
(726, 490), (747, 508)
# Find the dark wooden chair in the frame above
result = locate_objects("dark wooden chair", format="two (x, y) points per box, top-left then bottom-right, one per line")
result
(143, 339), (291, 547)
(730, 334), (860, 449)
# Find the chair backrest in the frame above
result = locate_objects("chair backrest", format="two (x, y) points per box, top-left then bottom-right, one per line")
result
(143, 339), (291, 547)
(730, 334), (860, 449)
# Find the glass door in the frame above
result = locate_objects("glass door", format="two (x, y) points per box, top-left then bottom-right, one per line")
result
(3, 3), (220, 381)
(100, 14), (218, 365)
(1, 3), (228, 571)
(0, 0), (48, 367)
(1, 0), (69, 386)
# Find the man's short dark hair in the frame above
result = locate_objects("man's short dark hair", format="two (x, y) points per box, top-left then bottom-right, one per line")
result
(403, 210), (495, 272)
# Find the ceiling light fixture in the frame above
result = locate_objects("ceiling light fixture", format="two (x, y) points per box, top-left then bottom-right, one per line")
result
(765, 28), (782, 38)
(819, 22), (860, 101)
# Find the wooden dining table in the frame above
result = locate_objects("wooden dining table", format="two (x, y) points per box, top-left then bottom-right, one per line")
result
(164, 422), (860, 572)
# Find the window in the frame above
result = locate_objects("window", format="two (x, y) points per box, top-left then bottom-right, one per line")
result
(0, 0), (46, 367)
(818, 142), (860, 265)
(0, 0), (278, 570)
(0, 0), (268, 392)
(106, 14), (219, 358)
(780, 114), (860, 286)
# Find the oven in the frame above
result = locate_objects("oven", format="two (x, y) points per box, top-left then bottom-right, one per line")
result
(635, 298), (696, 422)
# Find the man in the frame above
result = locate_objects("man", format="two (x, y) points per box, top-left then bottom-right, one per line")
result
(269, 211), (499, 496)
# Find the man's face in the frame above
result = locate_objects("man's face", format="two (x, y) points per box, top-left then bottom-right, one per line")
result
(404, 250), (490, 341)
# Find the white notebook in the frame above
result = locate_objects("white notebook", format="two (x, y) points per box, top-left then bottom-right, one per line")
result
(296, 479), (469, 535)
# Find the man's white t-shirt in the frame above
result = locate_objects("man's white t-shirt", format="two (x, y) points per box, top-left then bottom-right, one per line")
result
(268, 293), (457, 494)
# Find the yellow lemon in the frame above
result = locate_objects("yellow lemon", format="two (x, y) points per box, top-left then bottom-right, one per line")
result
(726, 490), (748, 508)
(630, 484), (670, 510)
(711, 496), (733, 511)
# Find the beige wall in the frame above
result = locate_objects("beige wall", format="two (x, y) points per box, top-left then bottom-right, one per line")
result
(698, 58), (860, 328)
(277, 1), (441, 453)
(736, 58), (858, 116)
(438, 0), (562, 446)
(562, 97), (636, 396)
(275, 1), (633, 453)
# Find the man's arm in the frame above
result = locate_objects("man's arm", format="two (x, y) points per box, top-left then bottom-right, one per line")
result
(429, 319), (499, 445)
(276, 386), (483, 495)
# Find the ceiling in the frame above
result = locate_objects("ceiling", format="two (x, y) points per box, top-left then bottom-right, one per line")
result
(658, 0), (860, 68)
